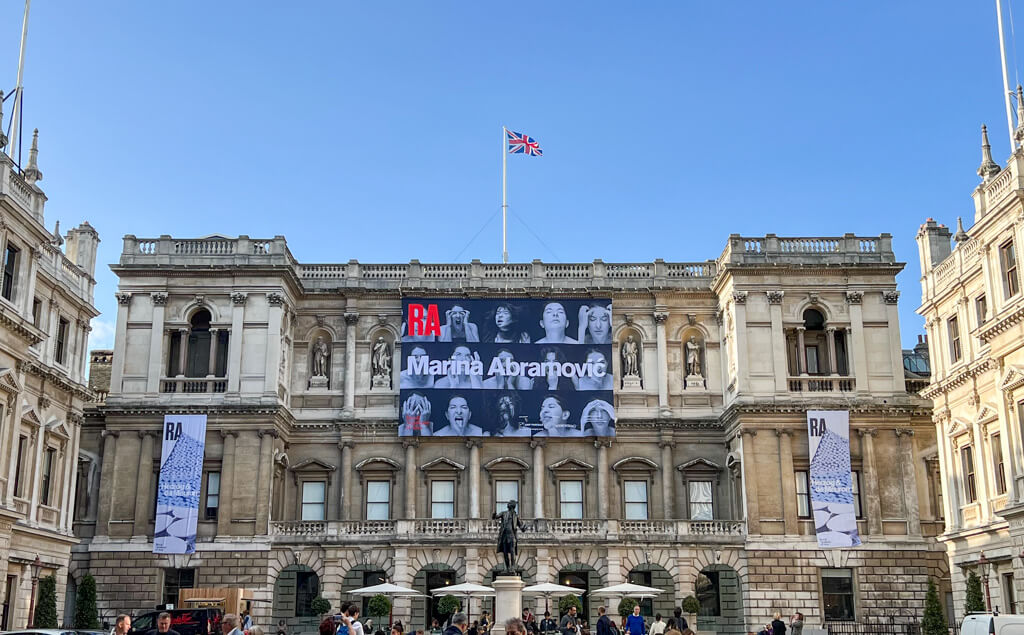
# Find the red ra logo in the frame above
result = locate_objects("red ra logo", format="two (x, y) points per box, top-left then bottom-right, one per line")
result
(407, 303), (441, 337)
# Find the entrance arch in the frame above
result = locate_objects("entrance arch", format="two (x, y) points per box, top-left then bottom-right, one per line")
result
(273, 564), (321, 635)
(694, 564), (744, 635)
(557, 564), (600, 626)
(414, 564), (458, 629)
(627, 564), (675, 620)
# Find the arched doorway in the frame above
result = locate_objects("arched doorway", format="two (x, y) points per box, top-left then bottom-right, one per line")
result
(627, 565), (674, 620)
(273, 564), (321, 635)
(558, 564), (600, 626)
(694, 564), (744, 635)
(341, 566), (389, 623)
(414, 564), (457, 629)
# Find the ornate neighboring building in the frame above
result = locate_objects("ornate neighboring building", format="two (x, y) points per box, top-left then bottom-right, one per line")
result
(79, 232), (937, 633)
(0, 133), (99, 627)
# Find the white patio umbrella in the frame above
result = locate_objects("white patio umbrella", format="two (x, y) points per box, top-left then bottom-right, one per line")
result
(348, 582), (424, 627)
(430, 583), (496, 624)
(521, 582), (585, 614)
(591, 582), (665, 599)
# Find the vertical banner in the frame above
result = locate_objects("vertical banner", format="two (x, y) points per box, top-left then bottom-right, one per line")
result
(153, 414), (208, 554)
(806, 410), (862, 548)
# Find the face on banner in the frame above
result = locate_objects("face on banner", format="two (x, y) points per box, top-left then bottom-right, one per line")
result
(399, 298), (615, 437)
(806, 410), (861, 548)
(153, 414), (208, 554)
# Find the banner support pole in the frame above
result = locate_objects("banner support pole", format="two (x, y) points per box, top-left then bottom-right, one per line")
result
(502, 126), (508, 264)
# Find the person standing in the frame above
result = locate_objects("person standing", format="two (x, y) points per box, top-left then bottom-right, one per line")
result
(221, 615), (245, 635)
(347, 606), (364, 635)
(242, 611), (253, 631)
(648, 615), (665, 635)
(595, 607), (612, 635)
(112, 614), (132, 635)
(445, 614), (469, 635)
(624, 606), (644, 635)
(540, 612), (557, 634)
(771, 613), (786, 635)
(559, 606), (579, 635)
(147, 612), (182, 635)
(504, 618), (527, 635)
(789, 613), (803, 635)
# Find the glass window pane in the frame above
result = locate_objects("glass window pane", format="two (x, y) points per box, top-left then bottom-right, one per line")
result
(432, 480), (454, 502)
(366, 502), (389, 520)
(208, 472), (220, 496)
(560, 481), (583, 502)
(367, 481), (390, 503)
(624, 480), (647, 502)
(496, 480), (519, 514)
(625, 502), (648, 520)
(822, 569), (855, 621)
(302, 481), (325, 503)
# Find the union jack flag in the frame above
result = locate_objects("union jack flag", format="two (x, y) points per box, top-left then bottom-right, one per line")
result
(506, 129), (543, 156)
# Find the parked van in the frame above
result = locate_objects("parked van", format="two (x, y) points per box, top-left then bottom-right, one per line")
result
(961, 614), (1024, 635)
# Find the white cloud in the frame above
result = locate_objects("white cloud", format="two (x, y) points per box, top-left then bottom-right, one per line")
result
(88, 319), (116, 351)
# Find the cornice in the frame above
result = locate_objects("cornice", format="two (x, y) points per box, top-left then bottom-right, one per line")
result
(16, 358), (91, 400)
(0, 304), (44, 345)
(920, 358), (996, 399)
(978, 302), (1024, 343)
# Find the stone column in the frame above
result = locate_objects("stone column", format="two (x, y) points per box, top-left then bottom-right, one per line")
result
(884, 293), (907, 392)
(132, 431), (155, 537)
(981, 242), (997, 319)
(95, 431), (119, 535)
(858, 429), (883, 535)
(468, 439), (481, 519)
(531, 440), (545, 519)
(934, 417), (957, 530)
(795, 326), (807, 375)
(654, 311), (669, 414)
(146, 294), (167, 393)
(404, 440), (417, 519)
(740, 429), (760, 534)
(264, 294), (285, 395)
(28, 425), (45, 522)
(846, 292), (869, 393)
(109, 294), (131, 394)
(596, 439), (610, 519)
(732, 292), (749, 392)
(340, 440), (353, 519)
(826, 327), (838, 375)
(660, 438), (674, 519)
(344, 312), (359, 416)
(255, 430), (275, 534)
(20, 247), (38, 317)
(208, 328), (219, 376)
(997, 384), (1023, 502)
(767, 291), (788, 391)
(59, 420), (80, 531)
(972, 418), (993, 522)
(177, 328), (188, 376)
(777, 428), (797, 535)
(3, 400), (18, 505)
(217, 431), (237, 537)
(227, 293), (246, 392)
(392, 547), (413, 624)
(896, 428), (922, 535)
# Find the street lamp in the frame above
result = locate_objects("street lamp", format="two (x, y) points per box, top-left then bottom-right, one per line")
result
(979, 552), (993, 613)
(27, 555), (41, 628)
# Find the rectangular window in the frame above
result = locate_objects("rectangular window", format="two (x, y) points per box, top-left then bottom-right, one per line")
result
(976, 295), (988, 326)
(495, 480), (519, 515)
(993, 434), (1007, 495)
(1002, 239), (1020, 298)
(1, 244), (18, 302)
(295, 570), (319, 617)
(366, 480), (390, 520)
(806, 346), (820, 375)
(852, 471), (862, 519)
(624, 480), (649, 520)
(962, 446), (977, 504)
(205, 472), (220, 521)
(688, 480), (714, 520)
(559, 480), (584, 519)
(821, 568), (855, 621)
(1004, 573), (1016, 618)
(300, 481), (326, 521)
(168, 331), (182, 376)
(40, 447), (55, 506)
(31, 298), (40, 328)
(430, 480), (455, 519)
(13, 436), (26, 498)
(55, 317), (68, 365)
(795, 470), (810, 518)
(948, 316), (962, 363)
(162, 568), (195, 607)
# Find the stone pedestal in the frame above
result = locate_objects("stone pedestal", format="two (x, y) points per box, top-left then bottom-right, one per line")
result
(372, 375), (391, 389)
(309, 375), (329, 390)
(490, 575), (525, 635)
(622, 375), (642, 390)
(685, 374), (705, 389)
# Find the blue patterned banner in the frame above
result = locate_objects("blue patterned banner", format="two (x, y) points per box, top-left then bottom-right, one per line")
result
(153, 414), (208, 554)
(806, 410), (861, 548)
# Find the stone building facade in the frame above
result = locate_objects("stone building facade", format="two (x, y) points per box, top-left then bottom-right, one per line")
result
(0, 139), (100, 627)
(916, 127), (1024, 616)
(78, 233), (938, 633)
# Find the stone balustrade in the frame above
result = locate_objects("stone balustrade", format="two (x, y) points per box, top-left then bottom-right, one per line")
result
(717, 233), (894, 269)
(268, 517), (746, 545)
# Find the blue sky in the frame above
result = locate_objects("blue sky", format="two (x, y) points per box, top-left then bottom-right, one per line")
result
(0, 1), (1015, 349)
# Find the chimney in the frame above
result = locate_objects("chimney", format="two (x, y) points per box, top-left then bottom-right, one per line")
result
(916, 218), (952, 272)
(65, 221), (100, 277)
(88, 349), (113, 395)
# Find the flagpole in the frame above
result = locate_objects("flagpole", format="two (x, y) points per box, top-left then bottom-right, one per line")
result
(502, 126), (508, 264)
(997, 0), (1016, 154)
(7, 0), (31, 162)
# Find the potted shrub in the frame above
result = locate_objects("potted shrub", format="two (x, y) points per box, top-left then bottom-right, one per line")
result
(681, 596), (700, 633)
(438, 595), (461, 624)
(368, 594), (392, 627)
(617, 598), (638, 619)
(312, 596), (332, 618)
(558, 594), (582, 617)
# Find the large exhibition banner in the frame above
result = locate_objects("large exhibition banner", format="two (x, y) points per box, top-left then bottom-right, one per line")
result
(400, 298), (615, 437)
(806, 410), (862, 548)
(153, 414), (208, 554)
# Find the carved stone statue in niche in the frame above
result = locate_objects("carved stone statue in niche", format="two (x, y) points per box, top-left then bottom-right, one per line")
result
(621, 334), (642, 389)
(371, 336), (392, 389)
(310, 336), (330, 390)
(684, 335), (706, 389)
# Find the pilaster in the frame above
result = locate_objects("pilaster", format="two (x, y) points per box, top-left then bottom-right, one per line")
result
(776, 428), (797, 535)
(146, 293), (167, 394)
(217, 430), (238, 537)
(858, 428), (883, 535)
(344, 312), (359, 416)
(132, 431), (155, 537)
(531, 439), (545, 519)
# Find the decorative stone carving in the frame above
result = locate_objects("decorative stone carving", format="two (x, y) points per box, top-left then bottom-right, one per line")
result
(230, 292), (247, 306)
(807, 293), (820, 305)
(687, 314), (697, 326)
(151, 292), (168, 306)
(266, 293), (285, 307)
(732, 291), (747, 304)
(377, 314), (388, 327)
(653, 311), (668, 325)
(684, 335), (705, 389)
(316, 315), (326, 327)
(845, 291), (863, 304)
(310, 336), (330, 390)
(766, 290), (784, 305)
(38, 395), (50, 410)
(621, 334), (642, 389)
(344, 312), (360, 325)
(370, 336), (392, 389)
(882, 290), (900, 305)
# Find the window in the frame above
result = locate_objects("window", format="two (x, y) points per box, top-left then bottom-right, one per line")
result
(40, 447), (55, 506)
(162, 568), (195, 607)
(295, 571), (320, 617)
(430, 480), (455, 519)
(13, 436), (26, 498)
(301, 481), (326, 521)
(962, 446), (977, 504)
(795, 471), (810, 518)
(205, 472), (220, 521)
(976, 295), (988, 326)
(361, 570), (386, 617)
(366, 480), (390, 520)
(1004, 573), (1016, 618)
(1001, 239), (1020, 298)
(806, 346), (820, 375)
(852, 471), (862, 519)
(688, 481), (714, 520)
(821, 568), (855, 621)
(993, 434), (1007, 495)
(624, 480), (649, 520)
(948, 316), (962, 363)
(627, 570), (653, 616)
(695, 570), (721, 617)
(559, 480), (583, 519)
(55, 317), (68, 365)
(495, 480), (519, 515)
(31, 298), (40, 327)
(1, 244), (18, 302)
(186, 310), (211, 378)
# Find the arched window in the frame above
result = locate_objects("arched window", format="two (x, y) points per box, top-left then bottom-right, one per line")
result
(787, 306), (849, 379)
(167, 309), (229, 379)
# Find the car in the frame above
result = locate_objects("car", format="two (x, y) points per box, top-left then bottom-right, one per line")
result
(960, 613), (1024, 635)
(129, 609), (224, 635)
